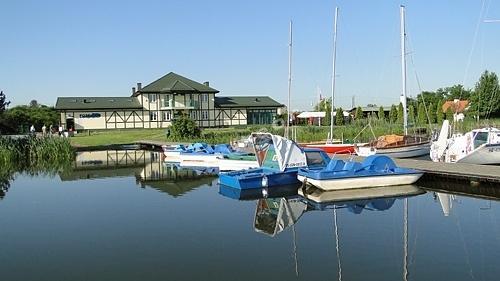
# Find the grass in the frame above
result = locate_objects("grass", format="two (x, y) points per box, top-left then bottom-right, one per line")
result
(68, 118), (500, 147)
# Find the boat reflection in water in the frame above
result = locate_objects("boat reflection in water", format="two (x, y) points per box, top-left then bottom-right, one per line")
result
(252, 184), (425, 279)
(59, 149), (217, 197)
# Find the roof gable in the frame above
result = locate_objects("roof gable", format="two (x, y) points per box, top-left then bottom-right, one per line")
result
(442, 100), (469, 113)
(137, 72), (218, 94)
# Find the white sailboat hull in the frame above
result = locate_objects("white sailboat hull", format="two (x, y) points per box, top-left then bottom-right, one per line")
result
(297, 173), (423, 191)
(456, 144), (500, 165)
(356, 142), (430, 158)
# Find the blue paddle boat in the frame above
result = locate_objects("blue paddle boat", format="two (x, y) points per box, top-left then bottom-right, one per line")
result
(218, 133), (330, 190)
(297, 155), (424, 191)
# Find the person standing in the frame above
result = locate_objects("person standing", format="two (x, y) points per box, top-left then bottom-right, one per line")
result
(30, 125), (35, 136)
(58, 125), (63, 137)
(42, 124), (47, 136)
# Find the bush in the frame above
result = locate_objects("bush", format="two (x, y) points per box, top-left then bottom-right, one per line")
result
(169, 116), (201, 140)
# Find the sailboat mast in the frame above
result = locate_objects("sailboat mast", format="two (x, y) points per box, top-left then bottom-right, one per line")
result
(330, 7), (339, 142)
(400, 5), (408, 136)
(286, 20), (293, 139)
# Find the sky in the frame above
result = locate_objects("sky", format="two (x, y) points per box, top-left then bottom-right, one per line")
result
(1, 0), (499, 110)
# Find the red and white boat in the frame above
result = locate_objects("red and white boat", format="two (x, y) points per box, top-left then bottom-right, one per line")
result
(304, 143), (355, 154)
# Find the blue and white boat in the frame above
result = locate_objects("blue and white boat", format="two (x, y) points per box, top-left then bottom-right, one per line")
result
(163, 142), (259, 171)
(297, 155), (423, 191)
(218, 133), (330, 190)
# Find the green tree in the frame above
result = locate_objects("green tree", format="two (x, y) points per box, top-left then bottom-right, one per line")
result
(389, 105), (397, 123)
(169, 115), (201, 140)
(408, 104), (415, 125)
(428, 102), (436, 124)
(314, 98), (332, 126)
(335, 107), (344, 126)
(436, 100), (444, 124)
(446, 107), (454, 122)
(378, 106), (385, 121)
(470, 70), (499, 119)
(397, 102), (404, 123)
(417, 103), (427, 125)
(355, 106), (363, 120)
(0, 91), (10, 114)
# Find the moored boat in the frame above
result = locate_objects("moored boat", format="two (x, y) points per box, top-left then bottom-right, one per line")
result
(430, 120), (500, 164)
(218, 133), (330, 190)
(297, 155), (423, 191)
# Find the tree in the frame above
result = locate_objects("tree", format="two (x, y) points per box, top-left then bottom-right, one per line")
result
(355, 106), (363, 120)
(397, 102), (404, 123)
(470, 70), (499, 119)
(389, 105), (397, 123)
(314, 98), (332, 126)
(0, 91), (10, 114)
(417, 103), (427, 125)
(428, 102), (436, 124)
(446, 107), (454, 122)
(378, 106), (386, 121)
(169, 115), (201, 140)
(436, 100), (444, 124)
(29, 99), (39, 108)
(335, 107), (344, 126)
(408, 104), (415, 125)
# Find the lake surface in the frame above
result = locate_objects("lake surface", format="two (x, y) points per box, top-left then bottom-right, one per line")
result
(1, 150), (499, 281)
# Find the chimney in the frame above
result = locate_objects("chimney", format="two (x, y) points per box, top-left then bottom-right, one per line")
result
(203, 81), (209, 86)
(132, 87), (136, 95)
(137, 82), (142, 91)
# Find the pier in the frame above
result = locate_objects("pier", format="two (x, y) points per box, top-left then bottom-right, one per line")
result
(337, 155), (500, 184)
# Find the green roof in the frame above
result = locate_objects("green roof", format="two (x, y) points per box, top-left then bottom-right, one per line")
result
(137, 72), (219, 94)
(214, 96), (284, 108)
(55, 97), (142, 110)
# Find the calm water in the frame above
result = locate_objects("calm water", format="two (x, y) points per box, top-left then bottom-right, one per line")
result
(1, 150), (499, 281)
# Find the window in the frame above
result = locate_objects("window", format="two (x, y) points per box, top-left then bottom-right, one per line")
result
(201, 94), (208, 103)
(164, 94), (172, 107)
(190, 111), (198, 120)
(162, 111), (172, 121)
(150, 112), (157, 121)
(149, 94), (157, 103)
(202, 110), (209, 120)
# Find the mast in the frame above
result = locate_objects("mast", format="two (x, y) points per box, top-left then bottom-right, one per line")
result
(286, 20), (293, 139)
(403, 198), (408, 281)
(330, 7), (339, 142)
(400, 5), (408, 136)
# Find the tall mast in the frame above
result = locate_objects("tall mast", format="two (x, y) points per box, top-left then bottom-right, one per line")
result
(400, 5), (408, 136)
(330, 7), (339, 142)
(286, 20), (293, 139)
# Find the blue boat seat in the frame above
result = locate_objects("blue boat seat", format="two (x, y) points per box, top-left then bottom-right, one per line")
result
(325, 159), (345, 172)
(360, 155), (397, 171)
(343, 161), (362, 172)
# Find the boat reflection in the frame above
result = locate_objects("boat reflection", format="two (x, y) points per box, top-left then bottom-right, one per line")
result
(254, 185), (425, 236)
(59, 149), (217, 197)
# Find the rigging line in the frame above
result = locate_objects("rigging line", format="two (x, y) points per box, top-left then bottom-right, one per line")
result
(459, 0), (487, 101)
(485, 82), (499, 119)
(333, 208), (342, 281)
(406, 37), (433, 129)
(453, 205), (476, 280)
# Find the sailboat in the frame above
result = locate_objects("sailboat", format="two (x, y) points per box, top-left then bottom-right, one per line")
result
(430, 118), (500, 165)
(305, 7), (357, 155)
(355, 6), (431, 158)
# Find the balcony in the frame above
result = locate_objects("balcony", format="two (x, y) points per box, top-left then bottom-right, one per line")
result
(161, 100), (199, 110)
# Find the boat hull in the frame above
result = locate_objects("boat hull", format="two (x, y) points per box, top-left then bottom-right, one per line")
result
(297, 173), (423, 191)
(219, 168), (300, 190)
(180, 158), (259, 171)
(305, 143), (355, 154)
(356, 142), (430, 158)
(456, 143), (500, 165)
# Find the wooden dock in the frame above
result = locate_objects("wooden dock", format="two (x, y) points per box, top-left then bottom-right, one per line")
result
(336, 155), (500, 184)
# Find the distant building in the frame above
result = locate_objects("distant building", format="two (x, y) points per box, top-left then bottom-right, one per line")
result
(442, 99), (469, 113)
(348, 106), (392, 118)
(55, 72), (283, 130)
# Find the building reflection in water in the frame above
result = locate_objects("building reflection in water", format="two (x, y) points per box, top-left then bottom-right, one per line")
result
(59, 149), (217, 197)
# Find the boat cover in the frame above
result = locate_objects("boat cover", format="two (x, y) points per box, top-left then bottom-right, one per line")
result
(252, 133), (307, 172)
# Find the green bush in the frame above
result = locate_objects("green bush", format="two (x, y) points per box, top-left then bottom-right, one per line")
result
(168, 116), (201, 140)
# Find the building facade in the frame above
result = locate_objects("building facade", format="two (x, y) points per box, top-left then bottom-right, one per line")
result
(56, 72), (283, 130)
